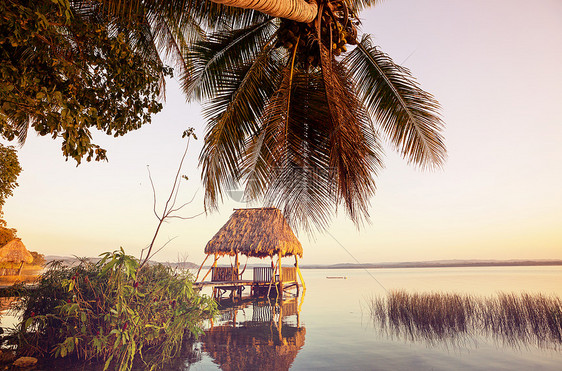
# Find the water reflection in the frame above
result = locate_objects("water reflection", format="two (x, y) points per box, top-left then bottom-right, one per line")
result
(0, 297), (18, 331)
(369, 291), (562, 350)
(201, 295), (306, 371)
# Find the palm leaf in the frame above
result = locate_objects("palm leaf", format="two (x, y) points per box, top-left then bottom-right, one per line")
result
(98, 0), (262, 28)
(242, 46), (383, 231)
(344, 35), (446, 168)
(198, 32), (284, 209)
(183, 18), (278, 100)
(243, 66), (335, 232)
(347, 0), (382, 13)
(72, 1), (170, 89)
(94, 0), (263, 85)
(0, 110), (29, 144)
(318, 43), (382, 225)
(147, 9), (203, 86)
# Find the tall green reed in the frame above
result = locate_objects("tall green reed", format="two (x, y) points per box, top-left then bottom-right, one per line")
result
(369, 290), (561, 349)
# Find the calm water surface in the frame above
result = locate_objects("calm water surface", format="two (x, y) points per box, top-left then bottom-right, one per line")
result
(190, 266), (562, 370)
(1, 266), (560, 370)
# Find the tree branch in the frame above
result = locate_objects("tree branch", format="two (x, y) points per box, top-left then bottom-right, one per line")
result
(138, 128), (200, 270)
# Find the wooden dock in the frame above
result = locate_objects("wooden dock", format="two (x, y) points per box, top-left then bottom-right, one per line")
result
(194, 266), (302, 299)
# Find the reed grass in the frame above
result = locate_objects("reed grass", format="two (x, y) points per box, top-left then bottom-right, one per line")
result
(369, 291), (562, 349)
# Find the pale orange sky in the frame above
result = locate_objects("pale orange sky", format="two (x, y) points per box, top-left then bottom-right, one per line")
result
(3, 0), (562, 265)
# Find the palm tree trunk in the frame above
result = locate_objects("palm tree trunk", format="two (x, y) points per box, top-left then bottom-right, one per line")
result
(210, 0), (318, 23)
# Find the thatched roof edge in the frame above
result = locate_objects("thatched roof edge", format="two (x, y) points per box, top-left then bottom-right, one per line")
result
(0, 239), (33, 263)
(205, 208), (303, 258)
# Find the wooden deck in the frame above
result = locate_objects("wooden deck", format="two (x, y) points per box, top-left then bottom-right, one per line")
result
(194, 266), (302, 299)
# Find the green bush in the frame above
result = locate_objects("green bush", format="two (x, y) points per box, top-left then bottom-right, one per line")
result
(8, 249), (216, 370)
(29, 251), (46, 267)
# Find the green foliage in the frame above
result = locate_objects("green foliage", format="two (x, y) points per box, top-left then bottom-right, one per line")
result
(9, 249), (217, 370)
(29, 251), (46, 266)
(0, 144), (21, 210)
(186, 1), (446, 232)
(0, 223), (17, 247)
(0, 0), (169, 163)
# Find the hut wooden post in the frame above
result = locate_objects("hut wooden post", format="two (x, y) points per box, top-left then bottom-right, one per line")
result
(294, 256), (299, 295)
(277, 301), (283, 341)
(278, 252), (283, 299)
(268, 257), (280, 297)
(195, 254), (210, 281)
(17, 261), (24, 275)
(201, 253), (218, 282)
(234, 252), (239, 280)
(297, 292), (305, 327)
(295, 255), (306, 292)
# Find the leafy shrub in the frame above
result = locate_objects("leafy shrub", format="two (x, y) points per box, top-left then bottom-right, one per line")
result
(8, 249), (216, 370)
(0, 223), (17, 247)
(29, 251), (45, 267)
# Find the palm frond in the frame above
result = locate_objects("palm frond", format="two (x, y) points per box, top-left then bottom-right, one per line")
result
(108, 0), (267, 30)
(147, 10), (203, 90)
(243, 66), (335, 232)
(93, 0), (262, 80)
(185, 0), (269, 29)
(242, 48), (382, 231)
(73, 1), (169, 85)
(346, 0), (382, 13)
(0, 110), (29, 145)
(344, 35), (446, 168)
(183, 18), (278, 100)
(210, 8), (271, 30)
(319, 43), (382, 225)
(199, 36), (284, 210)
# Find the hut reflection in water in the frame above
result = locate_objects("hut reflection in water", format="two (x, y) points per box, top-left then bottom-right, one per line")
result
(202, 295), (306, 371)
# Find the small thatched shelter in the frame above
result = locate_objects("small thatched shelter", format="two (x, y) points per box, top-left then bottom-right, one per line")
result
(205, 208), (303, 259)
(196, 208), (305, 295)
(0, 239), (33, 275)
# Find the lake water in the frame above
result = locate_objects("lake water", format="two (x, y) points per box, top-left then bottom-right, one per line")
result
(189, 266), (562, 370)
(1, 266), (560, 370)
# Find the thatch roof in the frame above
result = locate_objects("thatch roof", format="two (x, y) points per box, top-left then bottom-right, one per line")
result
(0, 239), (33, 263)
(205, 208), (303, 258)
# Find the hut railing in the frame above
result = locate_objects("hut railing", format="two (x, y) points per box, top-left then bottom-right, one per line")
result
(211, 267), (239, 282)
(253, 267), (297, 283)
(252, 302), (273, 322)
(0, 268), (19, 276)
(253, 267), (273, 283)
(281, 267), (297, 282)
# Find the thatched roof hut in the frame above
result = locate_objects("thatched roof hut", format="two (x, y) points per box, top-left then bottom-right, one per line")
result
(0, 239), (33, 264)
(205, 208), (303, 258)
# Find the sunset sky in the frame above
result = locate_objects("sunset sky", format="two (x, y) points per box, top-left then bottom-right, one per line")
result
(3, 0), (561, 265)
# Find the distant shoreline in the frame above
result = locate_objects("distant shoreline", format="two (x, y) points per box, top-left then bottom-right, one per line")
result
(300, 260), (562, 269)
(44, 256), (562, 270)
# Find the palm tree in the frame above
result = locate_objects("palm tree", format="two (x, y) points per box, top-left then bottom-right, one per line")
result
(184, 0), (446, 232)
(5, 0), (445, 231)
(209, 0), (318, 22)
